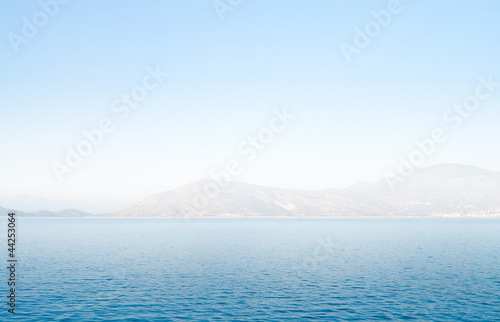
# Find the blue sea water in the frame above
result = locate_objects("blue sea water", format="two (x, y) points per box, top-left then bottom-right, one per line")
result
(2, 218), (500, 321)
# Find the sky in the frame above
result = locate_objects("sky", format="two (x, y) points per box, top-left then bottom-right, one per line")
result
(1, 0), (500, 211)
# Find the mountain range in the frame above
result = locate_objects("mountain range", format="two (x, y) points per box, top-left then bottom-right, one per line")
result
(0, 195), (129, 214)
(112, 163), (500, 218)
(2, 164), (500, 218)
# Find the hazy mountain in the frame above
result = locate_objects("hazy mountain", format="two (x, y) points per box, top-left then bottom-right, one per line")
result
(0, 206), (94, 217)
(113, 164), (500, 218)
(0, 195), (129, 214)
(112, 180), (386, 217)
(338, 163), (500, 216)
(3, 164), (499, 218)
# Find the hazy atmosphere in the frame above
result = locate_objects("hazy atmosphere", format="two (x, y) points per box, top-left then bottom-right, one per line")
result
(2, 0), (500, 211)
(2, 1), (500, 321)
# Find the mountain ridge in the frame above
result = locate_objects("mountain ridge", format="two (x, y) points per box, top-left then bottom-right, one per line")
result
(112, 163), (500, 218)
(2, 164), (499, 218)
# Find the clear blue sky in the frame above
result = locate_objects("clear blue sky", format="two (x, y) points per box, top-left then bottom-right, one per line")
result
(1, 0), (499, 208)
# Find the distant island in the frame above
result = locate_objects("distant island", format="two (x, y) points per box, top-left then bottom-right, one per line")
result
(3, 164), (500, 218)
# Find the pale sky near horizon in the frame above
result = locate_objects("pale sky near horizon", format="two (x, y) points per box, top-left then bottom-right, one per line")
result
(1, 0), (500, 208)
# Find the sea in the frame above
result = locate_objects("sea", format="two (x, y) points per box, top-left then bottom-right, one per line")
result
(2, 218), (500, 321)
